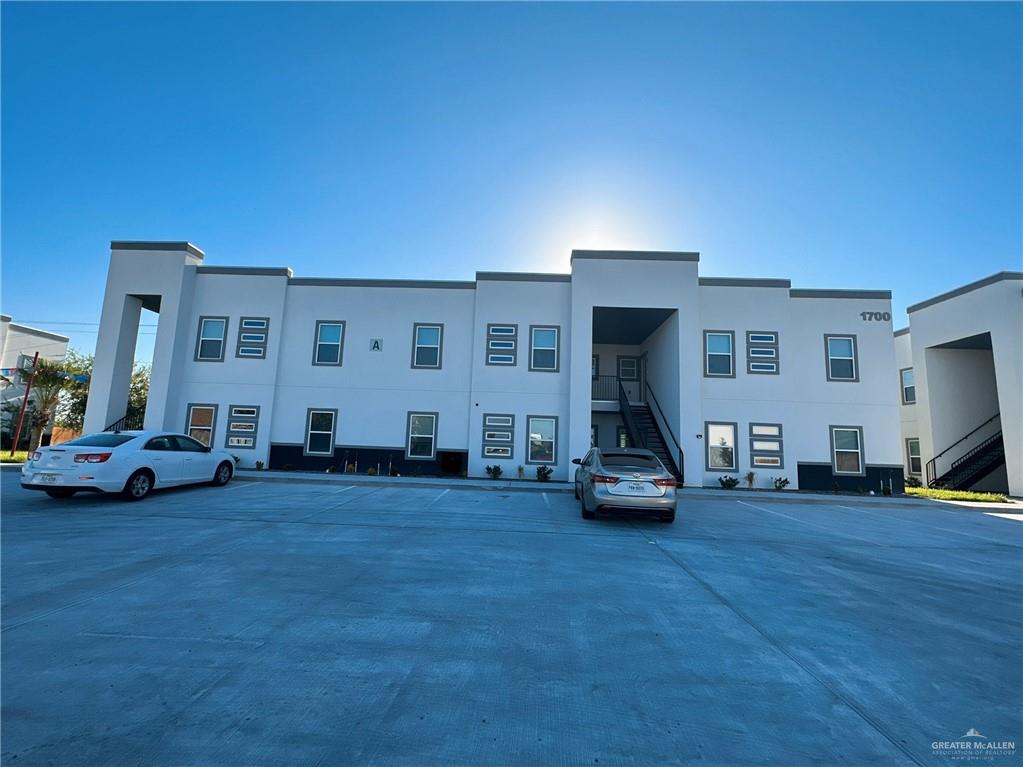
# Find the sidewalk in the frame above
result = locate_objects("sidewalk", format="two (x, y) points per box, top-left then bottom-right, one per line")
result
(233, 468), (1022, 510)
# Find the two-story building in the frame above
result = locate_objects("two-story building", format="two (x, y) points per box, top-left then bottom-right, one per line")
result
(83, 242), (905, 490)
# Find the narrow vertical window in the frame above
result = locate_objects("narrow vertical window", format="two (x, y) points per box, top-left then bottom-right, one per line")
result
(590, 424), (598, 448)
(591, 354), (599, 380)
(906, 438), (921, 475)
(526, 416), (557, 464)
(616, 426), (631, 448)
(195, 317), (228, 361)
(305, 409), (337, 456)
(186, 404), (217, 446)
(825, 335), (858, 382)
(705, 422), (737, 471)
(900, 368), (916, 404)
(486, 324), (517, 366)
(831, 426), (864, 474)
(236, 317), (269, 359)
(407, 412), (438, 458)
(313, 321), (345, 366)
(412, 324), (443, 369)
(529, 326), (560, 372)
(704, 331), (735, 377)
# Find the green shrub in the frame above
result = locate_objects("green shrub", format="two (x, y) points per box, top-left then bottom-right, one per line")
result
(772, 477), (790, 491)
(718, 476), (740, 490)
(367, 467), (377, 476)
(905, 487), (1008, 503)
(484, 464), (503, 479)
(536, 465), (553, 482)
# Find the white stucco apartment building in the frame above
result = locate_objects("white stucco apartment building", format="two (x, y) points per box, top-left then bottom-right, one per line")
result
(895, 272), (1022, 497)
(83, 241), (906, 490)
(1, 314), (70, 447)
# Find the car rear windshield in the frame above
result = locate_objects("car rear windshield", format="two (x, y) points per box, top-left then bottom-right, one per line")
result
(601, 453), (662, 470)
(61, 434), (138, 448)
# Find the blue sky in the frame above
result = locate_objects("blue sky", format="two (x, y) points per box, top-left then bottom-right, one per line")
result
(2, 2), (1020, 361)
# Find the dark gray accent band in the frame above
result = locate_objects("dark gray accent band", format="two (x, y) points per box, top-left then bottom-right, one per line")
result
(790, 289), (892, 299)
(197, 266), (292, 277)
(0, 314), (12, 322)
(906, 271), (1023, 314)
(571, 250), (700, 262)
(476, 272), (571, 283)
(6, 323), (69, 342)
(893, 327), (911, 337)
(111, 241), (204, 258)
(289, 277), (475, 289)
(699, 277), (791, 288)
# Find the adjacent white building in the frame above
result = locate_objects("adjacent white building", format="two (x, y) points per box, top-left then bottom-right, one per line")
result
(1, 314), (70, 447)
(895, 272), (1022, 497)
(83, 241), (905, 490)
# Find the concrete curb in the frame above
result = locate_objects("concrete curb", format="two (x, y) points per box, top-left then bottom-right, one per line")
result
(233, 469), (574, 494)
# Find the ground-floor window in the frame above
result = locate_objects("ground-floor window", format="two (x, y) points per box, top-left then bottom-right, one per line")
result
(590, 424), (598, 448)
(226, 405), (260, 449)
(186, 404), (217, 447)
(482, 414), (514, 459)
(407, 412), (438, 459)
(906, 438), (921, 475)
(616, 426), (631, 448)
(831, 426), (864, 475)
(527, 416), (557, 464)
(705, 422), (737, 471)
(305, 409), (337, 456)
(749, 423), (783, 468)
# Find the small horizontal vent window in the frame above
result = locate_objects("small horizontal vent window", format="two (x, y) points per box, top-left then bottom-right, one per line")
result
(749, 423), (783, 469)
(747, 331), (779, 375)
(236, 317), (270, 360)
(486, 324), (518, 366)
(226, 405), (260, 450)
(482, 414), (515, 459)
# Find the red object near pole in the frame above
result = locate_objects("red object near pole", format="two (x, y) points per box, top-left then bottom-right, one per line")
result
(9, 351), (40, 458)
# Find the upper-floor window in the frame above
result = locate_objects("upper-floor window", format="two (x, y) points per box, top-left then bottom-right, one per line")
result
(591, 354), (599, 380)
(236, 317), (269, 359)
(412, 324), (443, 369)
(195, 317), (228, 362)
(900, 368), (916, 404)
(704, 331), (735, 377)
(618, 356), (639, 381)
(529, 326), (560, 372)
(825, 335), (858, 382)
(746, 331), (779, 375)
(831, 426), (864, 475)
(313, 321), (345, 366)
(486, 324), (517, 366)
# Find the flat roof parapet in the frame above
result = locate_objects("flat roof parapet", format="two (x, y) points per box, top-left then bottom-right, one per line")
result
(699, 277), (791, 288)
(476, 272), (571, 283)
(790, 288), (892, 300)
(570, 250), (700, 263)
(289, 277), (476, 290)
(111, 241), (205, 259)
(906, 271), (1023, 314)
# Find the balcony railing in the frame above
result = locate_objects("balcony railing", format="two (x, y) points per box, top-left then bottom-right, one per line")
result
(591, 375), (619, 401)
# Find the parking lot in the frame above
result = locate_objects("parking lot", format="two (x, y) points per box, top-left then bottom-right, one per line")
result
(2, 471), (1020, 766)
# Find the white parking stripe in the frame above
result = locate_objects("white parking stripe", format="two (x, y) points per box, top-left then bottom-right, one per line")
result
(542, 492), (551, 510)
(426, 488), (450, 507)
(330, 485), (356, 494)
(837, 504), (1019, 544)
(735, 499), (804, 524)
(225, 481), (260, 491)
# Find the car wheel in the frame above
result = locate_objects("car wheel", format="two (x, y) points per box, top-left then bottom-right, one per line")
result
(122, 469), (153, 501)
(580, 494), (595, 520)
(659, 513), (676, 524)
(45, 488), (76, 499)
(212, 461), (233, 486)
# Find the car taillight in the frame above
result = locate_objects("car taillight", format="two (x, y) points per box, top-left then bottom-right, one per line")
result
(74, 452), (112, 464)
(591, 474), (618, 485)
(654, 478), (677, 487)
(30, 451), (41, 462)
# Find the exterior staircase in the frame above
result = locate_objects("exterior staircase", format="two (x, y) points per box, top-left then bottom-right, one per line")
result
(624, 401), (682, 481)
(929, 431), (1005, 490)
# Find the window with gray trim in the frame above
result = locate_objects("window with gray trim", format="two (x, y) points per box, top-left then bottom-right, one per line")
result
(529, 326), (560, 372)
(195, 316), (228, 361)
(482, 413), (514, 458)
(407, 412), (438, 458)
(831, 425), (864, 475)
(186, 403), (218, 446)
(900, 368), (916, 404)
(526, 416), (557, 464)
(749, 423), (783, 468)
(236, 317), (269, 359)
(746, 331), (779, 374)
(412, 324), (443, 369)
(305, 409), (337, 456)
(618, 356), (639, 381)
(825, 335), (859, 382)
(906, 438), (921, 475)
(590, 424), (598, 448)
(486, 324), (517, 366)
(703, 331), (735, 377)
(225, 405), (260, 449)
(313, 321), (345, 366)
(705, 421), (737, 471)
(616, 426), (631, 448)
(591, 354), (599, 380)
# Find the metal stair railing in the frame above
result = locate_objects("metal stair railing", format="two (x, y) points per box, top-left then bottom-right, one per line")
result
(645, 382), (684, 483)
(618, 380), (648, 450)
(926, 413), (1000, 486)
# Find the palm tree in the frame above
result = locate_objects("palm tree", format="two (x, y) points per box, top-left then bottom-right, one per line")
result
(26, 359), (71, 450)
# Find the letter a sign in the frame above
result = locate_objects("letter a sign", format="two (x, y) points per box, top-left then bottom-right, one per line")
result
(370, 338), (383, 352)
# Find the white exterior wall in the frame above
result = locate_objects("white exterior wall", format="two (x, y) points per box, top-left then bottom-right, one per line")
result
(85, 243), (911, 487)
(899, 273), (1023, 496)
(0, 315), (70, 441)
(894, 331), (920, 480)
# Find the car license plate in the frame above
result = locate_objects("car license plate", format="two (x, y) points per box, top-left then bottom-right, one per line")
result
(39, 473), (59, 484)
(628, 482), (645, 492)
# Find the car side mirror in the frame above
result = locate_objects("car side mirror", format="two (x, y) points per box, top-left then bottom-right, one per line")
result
(571, 458), (582, 465)
(204, 446), (212, 453)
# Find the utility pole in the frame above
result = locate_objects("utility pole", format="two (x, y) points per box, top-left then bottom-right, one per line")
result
(9, 351), (39, 458)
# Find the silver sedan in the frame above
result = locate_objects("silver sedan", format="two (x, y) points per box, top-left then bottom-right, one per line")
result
(572, 447), (678, 523)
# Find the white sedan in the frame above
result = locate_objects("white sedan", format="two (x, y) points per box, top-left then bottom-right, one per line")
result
(21, 430), (237, 501)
